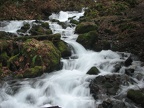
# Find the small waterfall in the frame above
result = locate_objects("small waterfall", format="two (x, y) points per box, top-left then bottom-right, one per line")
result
(0, 9), (144, 108)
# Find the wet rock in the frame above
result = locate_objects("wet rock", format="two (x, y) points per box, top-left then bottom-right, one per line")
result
(75, 22), (98, 34)
(127, 89), (144, 107)
(17, 23), (30, 35)
(41, 22), (50, 29)
(30, 24), (52, 35)
(70, 19), (79, 25)
(54, 40), (71, 58)
(77, 31), (98, 49)
(98, 99), (127, 108)
(124, 56), (133, 67)
(87, 67), (100, 75)
(89, 75), (120, 99)
(98, 100), (113, 108)
(113, 62), (123, 72)
(89, 74), (137, 100)
(125, 68), (134, 76)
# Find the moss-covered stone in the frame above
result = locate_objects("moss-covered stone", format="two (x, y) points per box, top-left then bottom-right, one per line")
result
(70, 19), (79, 25)
(22, 66), (44, 78)
(77, 31), (98, 49)
(127, 89), (144, 107)
(22, 39), (60, 70)
(41, 22), (50, 29)
(17, 23), (30, 34)
(0, 38), (62, 79)
(87, 67), (100, 75)
(30, 24), (52, 35)
(75, 22), (98, 34)
(54, 40), (71, 58)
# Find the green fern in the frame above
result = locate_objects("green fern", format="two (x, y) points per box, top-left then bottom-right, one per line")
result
(32, 55), (37, 66)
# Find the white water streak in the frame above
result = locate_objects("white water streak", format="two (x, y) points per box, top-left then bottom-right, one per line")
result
(0, 9), (144, 108)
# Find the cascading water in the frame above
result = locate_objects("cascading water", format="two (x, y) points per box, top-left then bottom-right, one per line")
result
(0, 10), (144, 108)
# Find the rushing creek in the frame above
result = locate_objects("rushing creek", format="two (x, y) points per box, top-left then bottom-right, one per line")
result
(0, 10), (144, 108)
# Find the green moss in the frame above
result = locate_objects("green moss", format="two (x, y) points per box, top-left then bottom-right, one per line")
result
(119, 22), (137, 31)
(23, 66), (43, 78)
(41, 22), (50, 29)
(0, 40), (9, 51)
(77, 31), (98, 49)
(8, 54), (19, 63)
(30, 25), (43, 35)
(54, 40), (71, 58)
(111, 2), (129, 15)
(70, 19), (79, 25)
(116, 0), (138, 7)
(75, 22), (98, 34)
(127, 89), (144, 107)
(45, 29), (52, 34)
(46, 41), (60, 68)
(0, 52), (9, 61)
(87, 67), (100, 75)
(17, 23), (30, 33)
(84, 9), (99, 18)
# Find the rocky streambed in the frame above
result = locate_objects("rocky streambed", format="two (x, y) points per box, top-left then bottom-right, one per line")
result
(0, 0), (144, 108)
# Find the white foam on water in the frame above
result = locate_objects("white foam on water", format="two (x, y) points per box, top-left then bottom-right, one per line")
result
(0, 10), (144, 108)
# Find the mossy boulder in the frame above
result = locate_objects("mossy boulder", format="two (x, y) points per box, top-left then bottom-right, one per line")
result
(87, 67), (100, 75)
(0, 38), (61, 79)
(54, 40), (71, 58)
(75, 22), (98, 34)
(17, 23), (30, 34)
(70, 19), (79, 25)
(30, 24), (52, 35)
(127, 89), (144, 107)
(21, 66), (44, 78)
(77, 31), (98, 49)
(41, 22), (50, 29)
(22, 39), (61, 71)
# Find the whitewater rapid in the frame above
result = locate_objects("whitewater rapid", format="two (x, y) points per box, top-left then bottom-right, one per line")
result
(0, 10), (144, 108)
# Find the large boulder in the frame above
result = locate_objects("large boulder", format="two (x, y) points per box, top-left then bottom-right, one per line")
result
(75, 22), (98, 34)
(0, 38), (61, 79)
